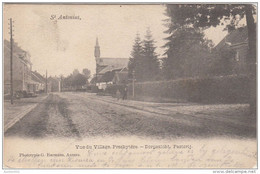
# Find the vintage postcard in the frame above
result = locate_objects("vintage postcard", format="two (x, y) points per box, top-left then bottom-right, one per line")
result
(2, 3), (257, 170)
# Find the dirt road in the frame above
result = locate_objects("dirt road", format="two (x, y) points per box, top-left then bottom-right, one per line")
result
(5, 92), (256, 139)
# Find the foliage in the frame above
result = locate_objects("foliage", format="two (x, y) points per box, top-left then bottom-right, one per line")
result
(128, 29), (160, 82)
(72, 73), (87, 87)
(162, 27), (212, 79)
(63, 70), (88, 89)
(165, 4), (256, 32)
(164, 4), (256, 112)
(63, 74), (73, 88)
(82, 68), (91, 79)
(142, 28), (160, 81)
(163, 4), (256, 78)
(128, 33), (143, 80)
(73, 69), (80, 76)
(164, 4), (256, 66)
(128, 75), (249, 103)
(209, 47), (236, 76)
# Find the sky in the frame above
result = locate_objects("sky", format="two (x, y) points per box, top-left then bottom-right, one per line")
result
(3, 4), (228, 77)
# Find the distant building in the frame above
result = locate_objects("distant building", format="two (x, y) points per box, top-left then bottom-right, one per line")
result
(31, 71), (46, 93)
(93, 38), (129, 89)
(47, 76), (60, 92)
(112, 67), (129, 85)
(4, 40), (35, 94)
(215, 27), (248, 75)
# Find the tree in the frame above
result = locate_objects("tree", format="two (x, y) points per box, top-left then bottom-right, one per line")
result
(72, 73), (87, 88)
(72, 69), (79, 76)
(162, 27), (211, 79)
(128, 33), (143, 81)
(164, 4), (256, 69)
(165, 4), (256, 60)
(82, 68), (91, 82)
(63, 74), (73, 89)
(210, 47), (236, 76)
(128, 30), (160, 82)
(165, 4), (256, 114)
(142, 28), (160, 81)
(63, 69), (88, 90)
(63, 73), (87, 89)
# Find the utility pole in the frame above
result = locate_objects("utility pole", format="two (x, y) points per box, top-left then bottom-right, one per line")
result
(132, 70), (135, 98)
(9, 18), (14, 104)
(96, 69), (98, 86)
(45, 70), (48, 93)
(60, 76), (62, 92)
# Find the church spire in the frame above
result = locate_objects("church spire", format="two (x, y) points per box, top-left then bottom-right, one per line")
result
(96, 37), (99, 46)
(94, 37), (100, 58)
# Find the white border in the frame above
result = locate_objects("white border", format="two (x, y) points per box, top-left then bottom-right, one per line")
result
(0, 1), (258, 174)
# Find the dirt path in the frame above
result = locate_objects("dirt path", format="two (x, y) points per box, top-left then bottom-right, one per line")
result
(5, 94), (80, 138)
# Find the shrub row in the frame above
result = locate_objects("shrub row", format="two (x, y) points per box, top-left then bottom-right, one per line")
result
(127, 75), (250, 103)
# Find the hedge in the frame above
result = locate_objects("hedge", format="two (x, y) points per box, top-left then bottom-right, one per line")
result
(127, 75), (250, 103)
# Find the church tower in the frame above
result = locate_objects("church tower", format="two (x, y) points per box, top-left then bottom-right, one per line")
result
(95, 37), (100, 82)
(94, 37), (100, 59)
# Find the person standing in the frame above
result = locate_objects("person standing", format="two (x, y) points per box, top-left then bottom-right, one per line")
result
(116, 88), (121, 100)
(122, 85), (128, 100)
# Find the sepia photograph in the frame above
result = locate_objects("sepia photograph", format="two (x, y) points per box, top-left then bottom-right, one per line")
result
(2, 3), (257, 170)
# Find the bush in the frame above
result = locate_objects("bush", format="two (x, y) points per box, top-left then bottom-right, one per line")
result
(128, 75), (250, 103)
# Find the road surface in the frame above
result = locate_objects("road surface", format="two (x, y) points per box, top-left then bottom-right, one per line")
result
(5, 92), (256, 139)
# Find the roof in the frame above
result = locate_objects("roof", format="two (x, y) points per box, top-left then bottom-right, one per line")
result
(99, 64), (126, 74)
(215, 27), (248, 50)
(48, 76), (60, 83)
(31, 71), (45, 83)
(90, 76), (97, 84)
(4, 40), (24, 53)
(27, 79), (39, 85)
(4, 40), (32, 65)
(97, 57), (129, 74)
(113, 71), (128, 84)
(4, 43), (20, 62)
(97, 71), (115, 83)
(97, 57), (129, 67)
(96, 67), (129, 83)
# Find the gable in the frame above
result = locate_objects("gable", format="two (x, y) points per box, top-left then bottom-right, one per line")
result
(215, 27), (248, 50)
(32, 71), (45, 82)
(113, 71), (128, 84)
(97, 71), (115, 83)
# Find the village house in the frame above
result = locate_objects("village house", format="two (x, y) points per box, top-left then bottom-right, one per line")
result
(4, 40), (36, 95)
(93, 38), (129, 90)
(215, 27), (249, 75)
(31, 71), (46, 93)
